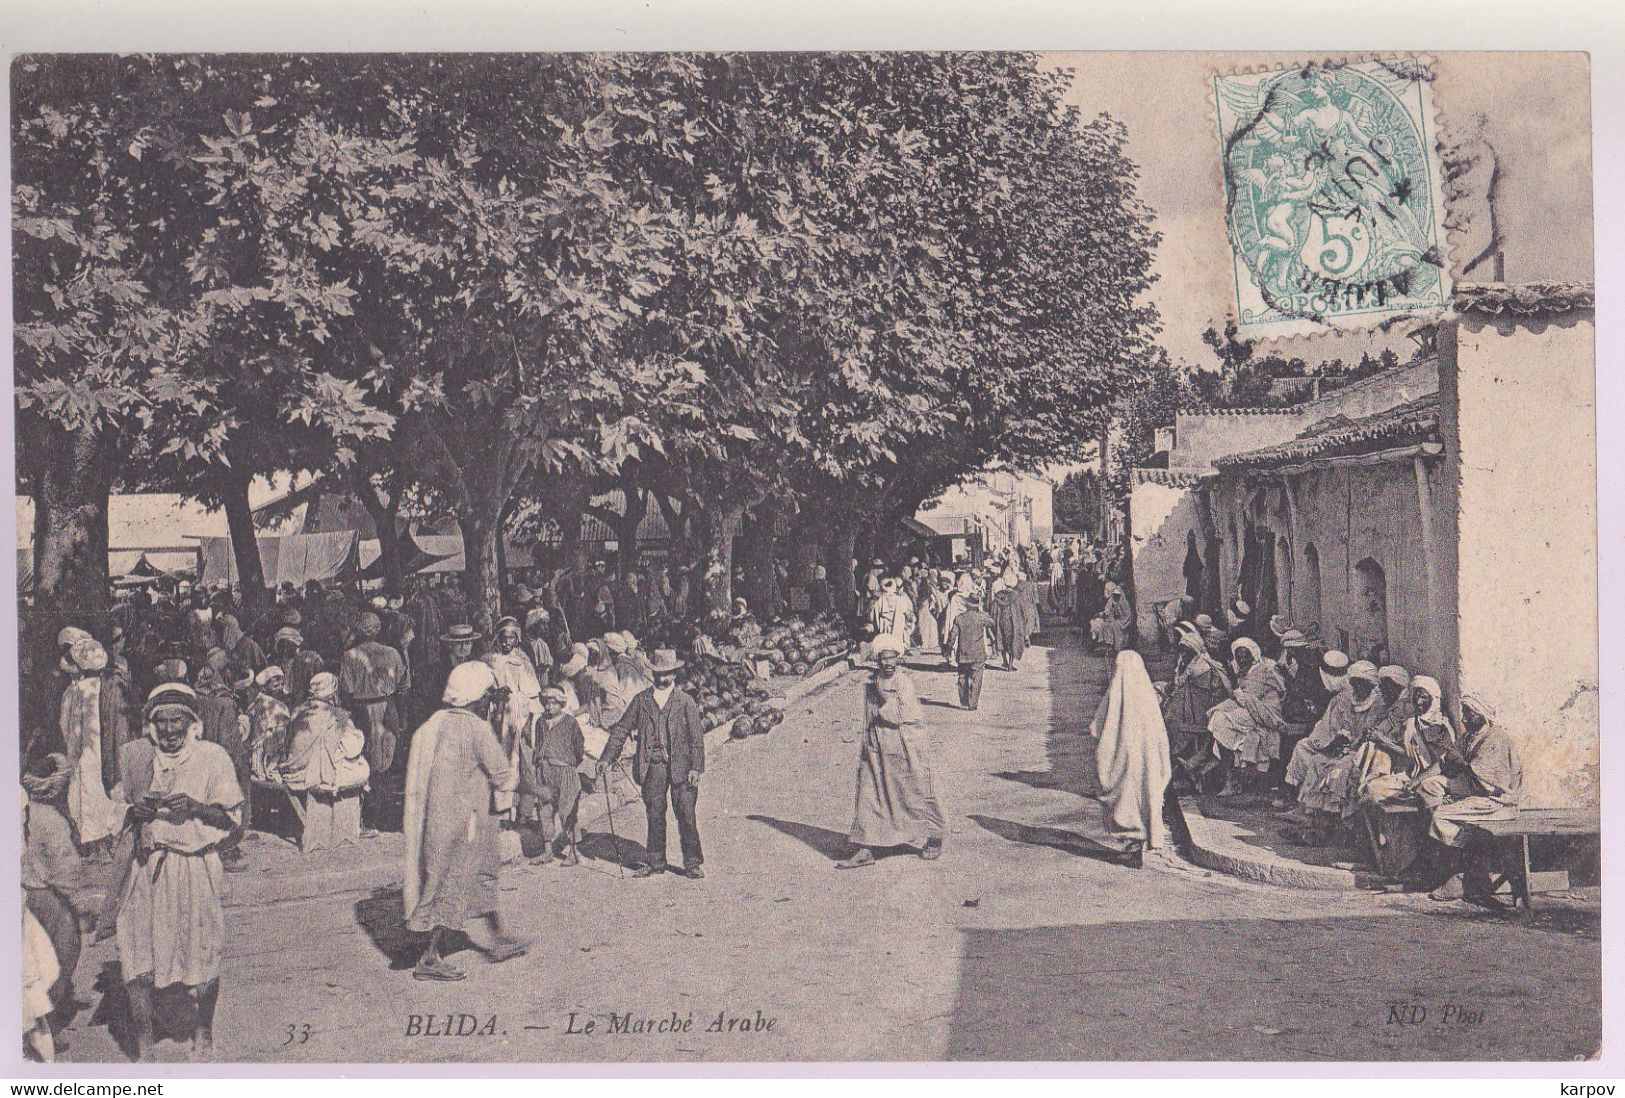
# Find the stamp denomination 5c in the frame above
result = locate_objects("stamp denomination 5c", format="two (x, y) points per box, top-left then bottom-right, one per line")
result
(1214, 58), (1452, 339)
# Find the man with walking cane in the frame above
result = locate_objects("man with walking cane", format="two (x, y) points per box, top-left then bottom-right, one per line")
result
(594, 648), (707, 880)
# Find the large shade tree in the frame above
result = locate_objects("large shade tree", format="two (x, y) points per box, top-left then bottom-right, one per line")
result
(15, 51), (1162, 630)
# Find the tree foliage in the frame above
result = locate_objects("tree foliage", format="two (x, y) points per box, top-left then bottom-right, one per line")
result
(14, 52), (1166, 621)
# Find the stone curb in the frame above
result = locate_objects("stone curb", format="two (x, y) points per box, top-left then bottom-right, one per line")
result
(1180, 798), (1359, 891)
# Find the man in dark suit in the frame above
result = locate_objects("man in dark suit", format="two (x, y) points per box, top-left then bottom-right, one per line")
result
(596, 648), (706, 879)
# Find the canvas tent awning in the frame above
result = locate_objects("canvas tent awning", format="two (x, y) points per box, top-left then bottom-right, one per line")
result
(409, 531), (534, 574)
(357, 538), (460, 580)
(908, 513), (975, 538)
(198, 531), (360, 589)
(112, 551), (198, 586)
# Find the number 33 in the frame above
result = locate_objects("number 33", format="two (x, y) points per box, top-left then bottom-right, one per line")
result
(284, 1023), (312, 1045)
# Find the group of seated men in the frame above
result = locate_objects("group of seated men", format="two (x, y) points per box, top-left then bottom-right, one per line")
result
(1158, 608), (1523, 900)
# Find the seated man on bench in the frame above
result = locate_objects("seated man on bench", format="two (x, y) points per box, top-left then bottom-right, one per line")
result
(1414, 692), (1523, 901)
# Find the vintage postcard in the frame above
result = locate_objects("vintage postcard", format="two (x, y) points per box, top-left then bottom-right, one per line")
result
(5, 31), (1603, 1076)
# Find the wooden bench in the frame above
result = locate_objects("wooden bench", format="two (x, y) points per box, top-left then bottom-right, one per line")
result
(251, 779), (365, 852)
(1463, 808), (1600, 916)
(1359, 802), (1428, 879)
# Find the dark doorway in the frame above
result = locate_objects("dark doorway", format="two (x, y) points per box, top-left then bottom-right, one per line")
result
(1302, 543), (1323, 641)
(1183, 532), (1204, 602)
(1203, 535), (1222, 615)
(1237, 526), (1279, 628)
(1352, 557), (1390, 664)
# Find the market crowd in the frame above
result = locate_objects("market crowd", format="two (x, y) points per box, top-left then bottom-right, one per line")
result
(32, 527), (1509, 1067)
(18, 551), (853, 1061)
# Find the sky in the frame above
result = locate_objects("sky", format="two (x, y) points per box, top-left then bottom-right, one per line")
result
(1042, 51), (1595, 367)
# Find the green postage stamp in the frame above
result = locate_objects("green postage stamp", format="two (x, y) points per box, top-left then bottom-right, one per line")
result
(1214, 58), (1452, 339)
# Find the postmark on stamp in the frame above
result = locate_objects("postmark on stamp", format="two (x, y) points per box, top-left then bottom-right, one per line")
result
(1214, 58), (1452, 339)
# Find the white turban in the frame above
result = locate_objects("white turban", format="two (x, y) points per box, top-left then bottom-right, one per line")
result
(443, 661), (497, 707)
(57, 626), (92, 650)
(308, 672), (339, 701)
(1410, 675), (1446, 726)
(872, 634), (907, 658)
(1230, 637), (1262, 663)
(69, 639), (108, 673)
(1461, 692), (1496, 723)
(1321, 649), (1350, 693)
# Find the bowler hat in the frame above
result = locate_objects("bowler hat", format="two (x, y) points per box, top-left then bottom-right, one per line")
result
(648, 648), (685, 674)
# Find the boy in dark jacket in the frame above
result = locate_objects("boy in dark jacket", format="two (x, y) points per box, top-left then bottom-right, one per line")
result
(526, 687), (585, 866)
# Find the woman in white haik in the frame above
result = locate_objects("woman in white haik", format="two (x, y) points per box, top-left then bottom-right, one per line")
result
(1090, 650), (1187, 869)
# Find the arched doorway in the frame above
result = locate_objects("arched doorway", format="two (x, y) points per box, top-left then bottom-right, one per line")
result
(1352, 557), (1390, 664)
(1302, 543), (1323, 642)
(1237, 525), (1279, 626)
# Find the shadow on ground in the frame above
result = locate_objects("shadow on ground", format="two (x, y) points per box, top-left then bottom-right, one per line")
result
(575, 828), (651, 869)
(85, 960), (205, 1062)
(945, 913), (1601, 1061)
(351, 885), (476, 970)
(747, 814), (849, 860)
(969, 813), (1127, 865)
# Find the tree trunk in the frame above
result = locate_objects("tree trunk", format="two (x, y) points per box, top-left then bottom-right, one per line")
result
(459, 509), (503, 636)
(615, 488), (648, 576)
(655, 491), (691, 572)
(220, 465), (267, 608)
(562, 510), (587, 573)
(738, 503), (780, 618)
(699, 501), (744, 617)
(829, 529), (857, 616)
(353, 472), (405, 595)
(33, 427), (117, 616)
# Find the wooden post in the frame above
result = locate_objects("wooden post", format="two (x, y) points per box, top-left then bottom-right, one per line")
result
(1413, 456), (1439, 663)
(1280, 476), (1301, 621)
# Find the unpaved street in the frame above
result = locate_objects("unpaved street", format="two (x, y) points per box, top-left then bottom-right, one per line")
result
(58, 630), (1599, 1064)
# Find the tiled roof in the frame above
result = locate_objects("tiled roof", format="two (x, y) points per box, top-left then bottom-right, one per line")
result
(1131, 469), (1208, 488)
(1214, 394), (1440, 471)
(1180, 406), (1306, 417)
(1454, 281), (1594, 317)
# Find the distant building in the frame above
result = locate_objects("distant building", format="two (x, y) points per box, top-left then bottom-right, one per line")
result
(1129, 283), (1596, 809)
(916, 469), (1054, 558)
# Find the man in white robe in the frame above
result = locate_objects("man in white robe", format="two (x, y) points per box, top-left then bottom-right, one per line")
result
(60, 639), (124, 849)
(482, 616), (542, 770)
(837, 635), (946, 868)
(1091, 650), (1177, 867)
(112, 684), (243, 1060)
